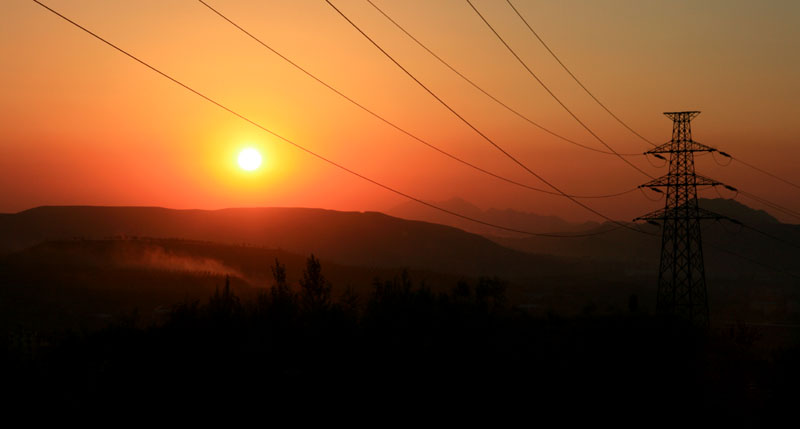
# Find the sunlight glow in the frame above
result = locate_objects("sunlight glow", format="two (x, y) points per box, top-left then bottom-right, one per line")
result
(238, 148), (262, 171)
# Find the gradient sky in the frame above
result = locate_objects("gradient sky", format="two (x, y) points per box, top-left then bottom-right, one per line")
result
(1, 0), (799, 223)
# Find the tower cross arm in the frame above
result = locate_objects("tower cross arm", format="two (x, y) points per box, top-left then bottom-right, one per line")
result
(644, 140), (718, 155)
(639, 174), (724, 189)
(664, 111), (701, 121)
(634, 207), (730, 223)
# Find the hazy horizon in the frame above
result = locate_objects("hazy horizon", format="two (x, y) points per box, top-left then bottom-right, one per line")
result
(2, 1), (799, 223)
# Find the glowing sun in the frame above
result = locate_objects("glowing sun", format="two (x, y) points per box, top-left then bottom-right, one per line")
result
(238, 148), (262, 171)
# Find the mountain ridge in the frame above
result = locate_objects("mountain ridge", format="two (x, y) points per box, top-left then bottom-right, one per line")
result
(388, 197), (600, 237)
(0, 205), (564, 278)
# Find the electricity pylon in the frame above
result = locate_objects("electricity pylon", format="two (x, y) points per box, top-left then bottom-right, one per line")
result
(635, 111), (727, 327)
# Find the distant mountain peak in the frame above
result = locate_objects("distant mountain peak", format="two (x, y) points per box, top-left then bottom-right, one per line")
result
(698, 198), (779, 224)
(438, 197), (483, 214)
(388, 198), (598, 237)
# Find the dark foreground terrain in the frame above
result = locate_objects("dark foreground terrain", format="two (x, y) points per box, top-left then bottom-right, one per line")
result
(2, 204), (798, 417)
(2, 256), (798, 419)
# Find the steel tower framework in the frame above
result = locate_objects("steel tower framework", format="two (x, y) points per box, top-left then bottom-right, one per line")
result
(636, 112), (725, 327)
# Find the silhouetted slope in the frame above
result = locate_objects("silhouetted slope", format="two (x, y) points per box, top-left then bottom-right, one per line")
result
(699, 198), (779, 224)
(492, 198), (800, 280)
(388, 197), (599, 237)
(0, 240), (244, 331)
(0, 206), (561, 278)
(0, 238), (473, 330)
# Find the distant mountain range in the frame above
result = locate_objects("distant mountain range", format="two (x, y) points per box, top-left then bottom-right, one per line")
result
(0, 205), (564, 279)
(0, 198), (793, 264)
(388, 197), (783, 237)
(490, 198), (799, 278)
(1, 198), (795, 281)
(1, 200), (797, 330)
(388, 197), (600, 237)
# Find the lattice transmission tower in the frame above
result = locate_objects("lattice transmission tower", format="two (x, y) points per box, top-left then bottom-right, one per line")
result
(635, 112), (727, 327)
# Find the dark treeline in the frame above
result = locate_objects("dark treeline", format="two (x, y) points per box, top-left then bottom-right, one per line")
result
(2, 255), (798, 418)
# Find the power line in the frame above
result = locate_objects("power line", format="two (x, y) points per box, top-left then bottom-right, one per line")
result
(636, 214), (800, 282)
(29, 0), (623, 239)
(32, 0), (799, 283)
(507, 0), (799, 213)
(737, 190), (800, 222)
(632, 113), (799, 309)
(437, 0), (800, 207)
(708, 198), (800, 250)
(697, 141), (800, 195)
(196, 0), (636, 200)
(710, 150), (733, 166)
(364, 0), (642, 157)
(464, 0), (654, 180)
(704, 240), (800, 281)
(687, 145), (800, 221)
(739, 223), (800, 251)
(508, 0), (800, 224)
(324, 0), (646, 232)
(733, 156), (800, 192)
(637, 215), (800, 282)
(505, 0), (656, 147)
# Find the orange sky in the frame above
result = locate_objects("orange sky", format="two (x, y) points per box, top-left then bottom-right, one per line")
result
(1, 0), (799, 223)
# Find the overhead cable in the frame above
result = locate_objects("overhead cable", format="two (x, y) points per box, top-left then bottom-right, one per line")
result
(464, 0), (654, 179)
(197, 0), (637, 200)
(365, 0), (643, 157)
(325, 0), (647, 231)
(30, 0), (625, 239)
(505, 0), (657, 147)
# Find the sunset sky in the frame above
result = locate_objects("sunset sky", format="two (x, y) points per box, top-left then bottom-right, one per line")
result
(2, 0), (799, 223)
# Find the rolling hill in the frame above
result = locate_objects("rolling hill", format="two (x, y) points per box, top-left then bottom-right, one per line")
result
(0, 205), (565, 278)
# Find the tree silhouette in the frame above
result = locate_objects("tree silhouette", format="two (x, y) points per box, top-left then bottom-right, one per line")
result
(256, 258), (296, 324)
(474, 277), (506, 315)
(269, 258), (292, 302)
(271, 258), (287, 289)
(208, 275), (241, 321)
(299, 254), (331, 312)
(339, 285), (360, 316)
